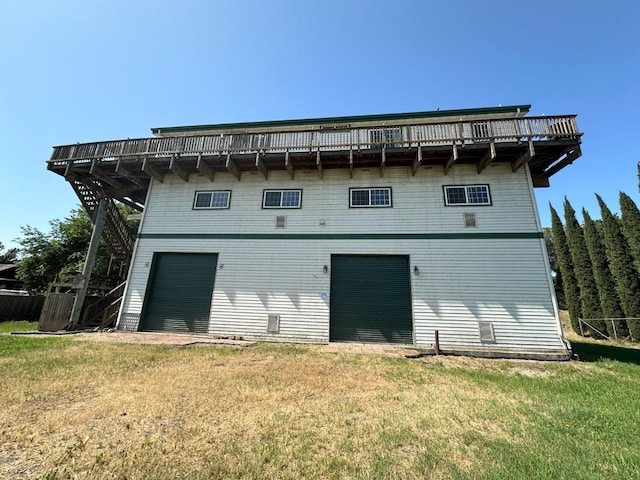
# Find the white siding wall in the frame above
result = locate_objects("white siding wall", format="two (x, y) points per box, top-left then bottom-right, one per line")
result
(119, 164), (566, 355)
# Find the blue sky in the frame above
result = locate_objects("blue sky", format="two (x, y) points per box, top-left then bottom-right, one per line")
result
(1, 0), (639, 249)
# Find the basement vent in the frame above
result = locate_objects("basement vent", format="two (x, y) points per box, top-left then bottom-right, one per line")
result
(478, 322), (496, 343)
(464, 213), (477, 228)
(267, 314), (280, 333)
(275, 216), (286, 228)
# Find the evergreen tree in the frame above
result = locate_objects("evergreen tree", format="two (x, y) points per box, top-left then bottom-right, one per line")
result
(563, 199), (605, 334)
(550, 205), (582, 333)
(620, 192), (640, 275)
(582, 209), (626, 336)
(597, 194), (640, 341)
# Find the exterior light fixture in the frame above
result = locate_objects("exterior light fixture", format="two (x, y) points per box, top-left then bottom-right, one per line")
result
(323, 265), (329, 274)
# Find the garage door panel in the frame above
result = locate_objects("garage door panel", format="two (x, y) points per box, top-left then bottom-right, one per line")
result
(330, 255), (413, 344)
(139, 253), (217, 334)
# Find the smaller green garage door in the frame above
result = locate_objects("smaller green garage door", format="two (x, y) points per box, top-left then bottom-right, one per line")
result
(330, 255), (413, 344)
(139, 253), (217, 334)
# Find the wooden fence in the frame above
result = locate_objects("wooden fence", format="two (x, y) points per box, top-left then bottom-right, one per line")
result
(0, 295), (45, 322)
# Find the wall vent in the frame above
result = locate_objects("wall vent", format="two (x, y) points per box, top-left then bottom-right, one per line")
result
(275, 216), (286, 228)
(478, 322), (496, 343)
(267, 314), (280, 333)
(464, 212), (477, 228)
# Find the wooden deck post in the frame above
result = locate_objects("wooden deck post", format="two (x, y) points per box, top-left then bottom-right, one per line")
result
(69, 197), (107, 330)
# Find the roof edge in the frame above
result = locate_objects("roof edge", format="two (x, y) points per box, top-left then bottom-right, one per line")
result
(151, 104), (531, 135)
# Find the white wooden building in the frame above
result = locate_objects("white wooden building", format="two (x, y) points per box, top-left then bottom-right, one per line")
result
(48, 105), (583, 359)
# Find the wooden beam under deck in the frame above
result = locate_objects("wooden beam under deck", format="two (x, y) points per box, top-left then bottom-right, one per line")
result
(444, 144), (458, 175)
(91, 160), (125, 189)
(256, 152), (268, 179)
(316, 150), (323, 179)
(169, 155), (189, 182)
(116, 159), (144, 187)
(141, 157), (164, 183)
(477, 141), (496, 173)
(226, 154), (241, 181)
(512, 139), (535, 172)
(196, 153), (215, 181)
(412, 145), (422, 176)
(285, 151), (294, 180)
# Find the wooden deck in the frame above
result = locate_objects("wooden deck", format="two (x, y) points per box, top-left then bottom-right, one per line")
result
(48, 114), (582, 208)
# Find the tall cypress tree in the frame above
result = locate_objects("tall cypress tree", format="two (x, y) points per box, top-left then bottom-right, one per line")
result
(597, 194), (640, 341)
(550, 204), (582, 334)
(620, 192), (640, 275)
(563, 199), (605, 334)
(583, 209), (626, 336)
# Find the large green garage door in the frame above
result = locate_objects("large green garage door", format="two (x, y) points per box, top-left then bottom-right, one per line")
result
(330, 255), (413, 344)
(139, 253), (217, 334)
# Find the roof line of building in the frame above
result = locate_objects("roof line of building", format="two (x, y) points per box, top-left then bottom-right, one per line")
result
(151, 104), (531, 135)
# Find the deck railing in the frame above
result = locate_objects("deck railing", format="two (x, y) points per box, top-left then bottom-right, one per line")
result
(49, 115), (580, 163)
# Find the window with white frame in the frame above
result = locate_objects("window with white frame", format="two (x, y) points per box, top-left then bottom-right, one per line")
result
(262, 189), (302, 208)
(350, 187), (392, 207)
(444, 185), (491, 206)
(193, 190), (231, 209)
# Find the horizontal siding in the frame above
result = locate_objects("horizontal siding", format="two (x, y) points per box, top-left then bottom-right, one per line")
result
(119, 237), (566, 353)
(140, 163), (539, 236)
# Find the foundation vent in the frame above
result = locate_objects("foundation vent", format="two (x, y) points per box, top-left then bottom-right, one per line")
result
(478, 322), (496, 343)
(267, 314), (280, 333)
(464, 212), (477, 228)
(275, 216), (286, 228)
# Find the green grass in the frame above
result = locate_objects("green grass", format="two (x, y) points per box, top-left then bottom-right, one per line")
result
(0, 320), (38, 333)
(0, 334), (639, 479)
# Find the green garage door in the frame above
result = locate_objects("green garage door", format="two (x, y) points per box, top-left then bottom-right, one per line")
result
(139, 253), (217, 334)
(330, 255), (413, 344)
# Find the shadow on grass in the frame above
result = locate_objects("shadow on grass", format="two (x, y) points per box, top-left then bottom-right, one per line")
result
(572, 340), (640, 365)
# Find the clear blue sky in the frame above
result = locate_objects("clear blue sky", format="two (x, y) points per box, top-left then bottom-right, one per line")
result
(1, 0), (639, 249)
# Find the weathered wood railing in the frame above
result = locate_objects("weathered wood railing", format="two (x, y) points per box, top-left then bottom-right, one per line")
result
(49, 115), (580, 163)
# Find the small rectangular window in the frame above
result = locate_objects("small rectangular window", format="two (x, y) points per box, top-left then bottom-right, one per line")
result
(262, 190), (301, 209)
(193, 190), (231, 209)
(350, 188), (392, 208)
(444, 185), (491, 206)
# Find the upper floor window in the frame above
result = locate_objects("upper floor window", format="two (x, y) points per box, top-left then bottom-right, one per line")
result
(350, 187), (392, 208)
(193, 190), (231, 209)
(263, 189), (302, 208)
(444, 185), (491, 206)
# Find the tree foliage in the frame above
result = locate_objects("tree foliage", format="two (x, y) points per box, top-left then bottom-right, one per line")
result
(0, 242), (19, 264)
(550, 205), (582, 333)
(582, 209), (625, 335)
(597, 195), (640, 341)
(620, 192), (640, 276)
(564, 199), (605, 335)
(15, 208), (111, 294)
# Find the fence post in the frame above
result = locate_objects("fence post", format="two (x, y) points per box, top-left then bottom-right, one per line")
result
(579, 318), (584, 337)
(611, 319), (617, 341)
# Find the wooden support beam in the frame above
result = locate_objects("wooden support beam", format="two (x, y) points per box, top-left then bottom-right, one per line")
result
(380, 146), (386, 177)
(285, 150), (294, 180)
(64, 162), (80, 181)
(542, 146), (582, 178)
(316, 150), (323, 179)
(256, 152), (268, 179)
(141, 157), (164, 183)
(349, 149), (354, 178)
(444, 143), (458, 175)
(412, 145), (422, 176)
(226, 154), (241, 181)
(196, 153), (215, 182)
(91, 160), (125, 189)
(169, 155), (189, 182)
(477, 141), (496, 173)
(115, 159), (143, 186)
(512, 139), (535, 172)
(118, 196), (143, 211)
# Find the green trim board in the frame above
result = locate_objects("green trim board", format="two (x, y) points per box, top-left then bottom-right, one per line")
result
(151, 105), (531, 135)
(138, 232), (543, 240)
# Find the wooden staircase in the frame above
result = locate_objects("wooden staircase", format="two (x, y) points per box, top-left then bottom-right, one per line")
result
(66, 181), (135, 329)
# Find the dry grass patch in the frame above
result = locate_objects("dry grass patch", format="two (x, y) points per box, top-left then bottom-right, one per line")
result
(0, 339), (529, 479)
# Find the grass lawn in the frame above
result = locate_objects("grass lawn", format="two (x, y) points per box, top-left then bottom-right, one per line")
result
(1, 320), (639, 479)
